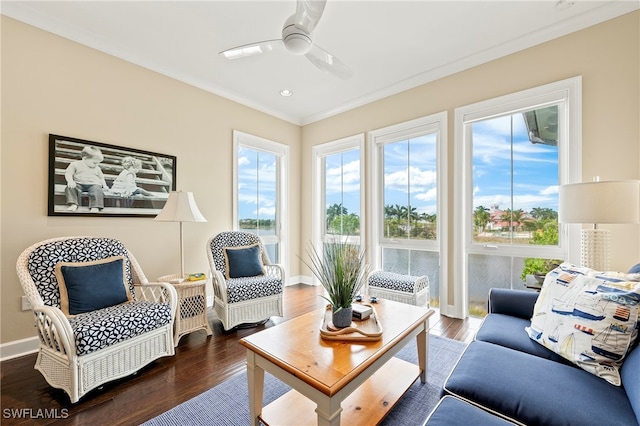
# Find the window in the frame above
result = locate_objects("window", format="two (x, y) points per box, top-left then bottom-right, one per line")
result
(323, 148), (362, 238)
(454, 77), (582, 318)
(312, 135), (364, 270)
(233, 131), (288, 270)
(369, 113), (447, 308)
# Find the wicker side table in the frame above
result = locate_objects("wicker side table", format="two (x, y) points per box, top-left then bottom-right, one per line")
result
(158, 274), (213, 346)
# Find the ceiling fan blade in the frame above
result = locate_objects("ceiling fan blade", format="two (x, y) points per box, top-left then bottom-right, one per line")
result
(295, 0), (327, 34)
(305, 44), (353, 80)
(219, 39), (283, 60)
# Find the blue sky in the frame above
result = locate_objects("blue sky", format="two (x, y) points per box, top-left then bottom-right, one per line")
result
(320, 111), (558, 219)
(472, 113), (559, 214)
(237, 110), (559, 221)
(382, 134), (438, 215)
(321, 133), (439, 217)
(324, 149), (361, 216)
(237, 146), (277, 221)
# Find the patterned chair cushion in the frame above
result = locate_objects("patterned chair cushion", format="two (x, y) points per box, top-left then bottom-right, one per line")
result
(68, 301), (172, 356)
(226, 276), (283, 304)
(368, 271), (427, 293)
(26, 237), (135, 308)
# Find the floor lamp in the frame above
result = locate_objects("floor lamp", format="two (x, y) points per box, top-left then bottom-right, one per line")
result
(155, 190), (207, 279)
(559, 179), (640, 271)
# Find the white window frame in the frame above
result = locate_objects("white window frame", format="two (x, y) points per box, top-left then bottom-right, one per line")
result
(453, 76), (583, 318)
(233, 130), (289, 278)
(368, 112), (448, 306)
(311, 134), (365, 281)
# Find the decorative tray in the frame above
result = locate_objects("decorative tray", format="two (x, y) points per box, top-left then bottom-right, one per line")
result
(319, 304), (383, 342)
(157, 274), (208, 285)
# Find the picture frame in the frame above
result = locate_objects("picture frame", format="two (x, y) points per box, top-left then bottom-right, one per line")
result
(48, 134), (176, 217)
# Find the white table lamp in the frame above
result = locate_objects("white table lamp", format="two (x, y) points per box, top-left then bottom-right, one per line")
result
(559, 178), (640, 270)
(155, 190), (207, 278)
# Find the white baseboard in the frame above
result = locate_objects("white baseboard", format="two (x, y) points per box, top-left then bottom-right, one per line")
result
(0, 336), (39, 361)
(439, 304), (465, 319)
(2, 276), (318, 362)
(287, 275), (313, 285)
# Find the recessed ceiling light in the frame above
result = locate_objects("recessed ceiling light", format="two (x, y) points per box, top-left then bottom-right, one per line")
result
(555, 0), (575, 10)
(280, 89), (293, 97)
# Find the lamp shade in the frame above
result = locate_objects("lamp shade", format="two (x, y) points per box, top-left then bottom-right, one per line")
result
(154, 191), (207, 223)
(558, 180), (640, 225)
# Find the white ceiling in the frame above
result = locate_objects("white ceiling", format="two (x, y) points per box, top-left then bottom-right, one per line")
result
(2, 1), (638, 125)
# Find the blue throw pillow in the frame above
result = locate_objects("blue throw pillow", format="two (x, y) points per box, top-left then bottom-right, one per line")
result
(223, 244), (265, 279)
(55, 256), (133, 316)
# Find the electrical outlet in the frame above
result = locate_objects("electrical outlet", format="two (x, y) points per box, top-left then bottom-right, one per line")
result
(21, 296), (31, 311)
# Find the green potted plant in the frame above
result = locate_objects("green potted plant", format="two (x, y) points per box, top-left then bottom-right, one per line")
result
(520, 258), (561, 285)
(305, 241), (368, 328)
(520, 222), (561, 287)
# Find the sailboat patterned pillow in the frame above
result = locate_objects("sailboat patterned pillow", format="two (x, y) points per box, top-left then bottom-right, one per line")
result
(526, 262), (640, 385)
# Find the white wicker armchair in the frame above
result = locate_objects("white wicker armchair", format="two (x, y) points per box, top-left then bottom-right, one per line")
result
(16, 236), (178, 403)
(206, 232), (284, 331)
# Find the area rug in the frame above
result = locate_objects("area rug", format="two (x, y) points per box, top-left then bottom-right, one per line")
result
(143, 334), (466, 426)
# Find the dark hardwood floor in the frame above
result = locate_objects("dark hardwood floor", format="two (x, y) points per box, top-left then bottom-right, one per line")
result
(0, 284), (482, 425)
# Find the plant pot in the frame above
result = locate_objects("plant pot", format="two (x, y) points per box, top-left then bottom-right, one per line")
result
(534, 274), (546, 285)
(332, 305), (353, 328)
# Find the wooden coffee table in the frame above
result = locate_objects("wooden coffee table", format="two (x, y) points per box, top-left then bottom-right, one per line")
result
(239, 299), (434, 426)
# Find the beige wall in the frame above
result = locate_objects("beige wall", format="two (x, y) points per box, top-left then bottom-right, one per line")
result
(2, 11), (639, 346)
(0, 16), (300, 344)
(301, 12), (640, 299)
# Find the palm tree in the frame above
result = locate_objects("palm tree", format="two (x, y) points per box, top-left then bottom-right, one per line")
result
(424, 213), (437, 224)
(384, 204), (398, 220)
(512, 209), (525, 231)
(326, 203), (347, 226)
(531, 207), (557, 221)
(407, 206), (419, 222)
(501, 209), (524, 232)
(474, 206), (490, 233)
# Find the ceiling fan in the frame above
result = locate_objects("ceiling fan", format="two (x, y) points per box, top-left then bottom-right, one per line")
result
(219, 0), (353, 80)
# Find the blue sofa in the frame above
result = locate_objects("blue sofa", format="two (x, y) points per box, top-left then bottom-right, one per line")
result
(426, 288), (640, 426)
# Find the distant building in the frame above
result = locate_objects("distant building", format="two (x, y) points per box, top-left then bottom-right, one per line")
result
(486, 204), (532, 231)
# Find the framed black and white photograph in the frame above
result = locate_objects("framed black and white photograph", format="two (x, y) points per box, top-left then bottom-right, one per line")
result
(48, 134), (176, 217)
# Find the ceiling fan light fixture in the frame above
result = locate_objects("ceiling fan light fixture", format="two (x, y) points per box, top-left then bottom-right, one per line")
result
(221, 44), (270, 60)
(283, 31), (312, 55)
(282, 14), (312, 55)
(221, 2), (350, 79)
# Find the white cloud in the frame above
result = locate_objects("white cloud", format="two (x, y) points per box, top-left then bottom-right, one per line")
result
(471, 113), (558, 167)
(385, 167), (436, 190)
(416, 203), (437, 215)
(256, 206), (276, 216)
(325, 160), (361, 194)
(238, 193), (276, 218)
(540, 185), (558, 195)
(238, 193), (257, 204)
(415, 187), (437, 202)
(473, 193), (557, 212)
